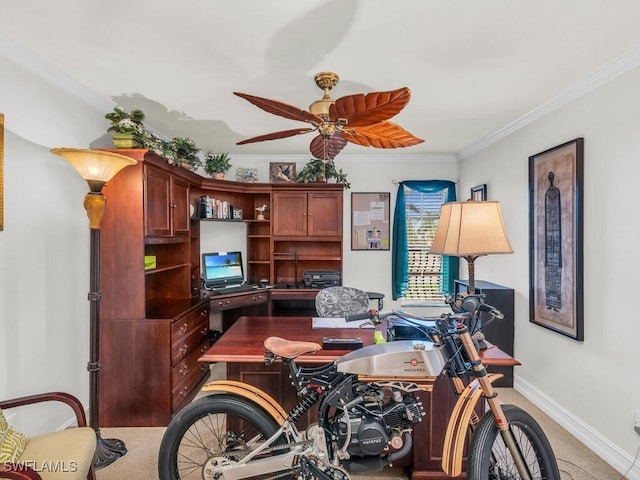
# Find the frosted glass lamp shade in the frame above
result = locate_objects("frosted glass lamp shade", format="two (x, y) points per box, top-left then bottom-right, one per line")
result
(51, 148), (136, 191)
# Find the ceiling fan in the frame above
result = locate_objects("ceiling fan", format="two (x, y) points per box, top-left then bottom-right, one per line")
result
(234, 72), (424, 161)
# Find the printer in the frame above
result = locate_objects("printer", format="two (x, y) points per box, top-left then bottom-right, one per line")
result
(303, 270), (341, 289)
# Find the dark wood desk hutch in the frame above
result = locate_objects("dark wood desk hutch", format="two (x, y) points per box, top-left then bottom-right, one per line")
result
(97, 149), (344, 426)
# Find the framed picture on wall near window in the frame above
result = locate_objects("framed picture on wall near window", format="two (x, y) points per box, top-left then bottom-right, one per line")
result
(528, 137), (584, 341)
(470, 184), (487, 201)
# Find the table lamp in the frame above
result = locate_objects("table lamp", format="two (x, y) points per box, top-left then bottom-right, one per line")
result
(430, 200), (513, 294)
(51, 148), (136, 469)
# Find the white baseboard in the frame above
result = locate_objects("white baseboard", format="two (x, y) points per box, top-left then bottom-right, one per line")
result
(515, 375), (640, 480)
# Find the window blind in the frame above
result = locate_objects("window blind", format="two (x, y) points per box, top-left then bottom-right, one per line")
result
(404, 187), (450, 302)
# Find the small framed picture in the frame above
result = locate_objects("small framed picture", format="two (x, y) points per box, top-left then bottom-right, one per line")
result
(236, 168), (258, 183)
(269, 162), (296, 183)
(471, 184), (487, 201)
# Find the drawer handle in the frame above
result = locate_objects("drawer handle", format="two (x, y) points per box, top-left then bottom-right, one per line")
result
(200, 345), (208, 353)
(179, 365), (188, 376)
(200, 327), (208, 336)
(201, 310), (208, 317)
(179, 385), (189, 397)
(200, 365), (208, 372)
(179, 322), (188, 334)
(179, 344), (188, 356)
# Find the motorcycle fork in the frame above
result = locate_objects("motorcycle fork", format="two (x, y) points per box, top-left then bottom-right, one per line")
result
(457, 328), (534, 480)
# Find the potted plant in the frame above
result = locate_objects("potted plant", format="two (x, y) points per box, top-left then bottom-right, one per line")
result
(168, 137), (201, 170)
(105, 107), (145, 148)
(297, 158), (350, 188)
(140, 130), (165, 156)
(203, 152), (232, 179)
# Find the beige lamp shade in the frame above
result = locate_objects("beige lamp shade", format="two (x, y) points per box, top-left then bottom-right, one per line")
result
(51, 148), (136, 190)
(430, 201), (513, 257)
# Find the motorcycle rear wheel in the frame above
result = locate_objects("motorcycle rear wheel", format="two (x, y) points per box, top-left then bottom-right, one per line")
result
(467, 404), (560, 480)
(158, 394), (285, 480)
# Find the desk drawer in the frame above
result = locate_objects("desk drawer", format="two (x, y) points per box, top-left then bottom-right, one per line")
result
(270, 289), (318, 301)
(171, 305), (209, 344)
(210, 292), (268, 311)
(171, 321), (208, 366)
(171, 345), (209, 410)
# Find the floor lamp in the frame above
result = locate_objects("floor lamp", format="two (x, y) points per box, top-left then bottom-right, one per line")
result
(51, 148), (136, 469)
(430, 200), (513, 294)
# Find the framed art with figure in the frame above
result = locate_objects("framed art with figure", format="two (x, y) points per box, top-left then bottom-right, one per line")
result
(269, 162), (296, 183)
(528, 138), (584, 340)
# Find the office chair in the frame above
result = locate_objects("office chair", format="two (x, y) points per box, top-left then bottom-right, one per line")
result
(315, 286), (370, 318)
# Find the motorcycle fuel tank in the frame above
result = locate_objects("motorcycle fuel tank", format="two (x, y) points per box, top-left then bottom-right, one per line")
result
(336, 340), (446, 377)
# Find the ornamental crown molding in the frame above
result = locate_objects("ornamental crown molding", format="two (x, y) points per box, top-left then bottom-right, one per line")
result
(459, 43), (640, 160)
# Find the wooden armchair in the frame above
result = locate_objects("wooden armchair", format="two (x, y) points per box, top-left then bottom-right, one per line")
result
(0, 392), (96, 480)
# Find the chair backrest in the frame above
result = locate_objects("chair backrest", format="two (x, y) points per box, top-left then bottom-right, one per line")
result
(315, 286), (370, 318)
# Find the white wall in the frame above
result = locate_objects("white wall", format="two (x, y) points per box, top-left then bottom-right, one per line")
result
(0, 41), (114, 435)
(459, 64), (640, 478)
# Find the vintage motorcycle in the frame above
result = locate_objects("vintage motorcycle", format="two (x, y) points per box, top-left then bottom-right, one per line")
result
(158, 294), (560, 480)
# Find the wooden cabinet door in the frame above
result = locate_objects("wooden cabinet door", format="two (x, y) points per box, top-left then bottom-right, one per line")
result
(307, 192), (342, 236)
(273, 193), (308, 236)
(144, 165), (171, 236)
(171, 176), (190, 235)
(144, 165), (190, 236)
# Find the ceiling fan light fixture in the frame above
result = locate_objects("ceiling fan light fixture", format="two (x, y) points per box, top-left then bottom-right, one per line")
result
(309, 71), (339, 116)
(234, 71), (423, 160)
(309, 95), (334, 117)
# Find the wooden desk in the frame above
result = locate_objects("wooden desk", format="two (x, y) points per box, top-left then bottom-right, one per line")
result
(200, 315), (517, 366)
(200, 316), (518, 480)
(204, 289), (269, 331)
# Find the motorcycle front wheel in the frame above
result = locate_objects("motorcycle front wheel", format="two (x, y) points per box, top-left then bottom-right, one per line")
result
(467, 404), (560, 480)
(158, 394), (284, 480)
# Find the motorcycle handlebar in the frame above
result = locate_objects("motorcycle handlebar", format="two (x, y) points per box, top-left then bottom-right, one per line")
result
(344, 297), (503, 325)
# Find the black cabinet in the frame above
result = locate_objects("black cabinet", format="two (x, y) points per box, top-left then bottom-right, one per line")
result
(455, 280), (514, 387)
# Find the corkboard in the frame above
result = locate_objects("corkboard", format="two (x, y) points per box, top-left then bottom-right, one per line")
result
(351, 192), (390, 250)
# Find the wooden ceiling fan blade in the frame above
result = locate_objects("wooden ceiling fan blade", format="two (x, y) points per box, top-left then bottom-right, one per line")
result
(237, 127), (315, 145)
(234, 92), (323, 124)
(342, 122), (424, 148)
(309, 133), (348, 161)
(330, 87), (411, 127)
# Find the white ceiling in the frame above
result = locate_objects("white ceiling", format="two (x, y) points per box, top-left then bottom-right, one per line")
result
(3, 0), (640, 158)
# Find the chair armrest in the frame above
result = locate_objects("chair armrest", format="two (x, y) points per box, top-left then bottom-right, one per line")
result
(0, 462), (42, 479)
(0, 392), (88, 428)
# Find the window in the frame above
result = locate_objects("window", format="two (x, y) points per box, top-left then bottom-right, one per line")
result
(392, 180), (457, 302)
(404, 187), (450, 303)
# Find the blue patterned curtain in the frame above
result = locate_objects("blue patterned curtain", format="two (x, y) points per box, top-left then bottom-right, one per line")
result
(392, 180), (458, 300)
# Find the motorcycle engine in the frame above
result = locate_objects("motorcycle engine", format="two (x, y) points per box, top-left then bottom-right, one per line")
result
(336, 388), (423, 457)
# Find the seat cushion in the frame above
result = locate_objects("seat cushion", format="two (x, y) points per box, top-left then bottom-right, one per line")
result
(19, 427), (96, 480)
(0, 408), (29, 462)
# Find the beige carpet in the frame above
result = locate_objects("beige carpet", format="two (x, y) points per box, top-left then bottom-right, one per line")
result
(96, 387), (625, 480)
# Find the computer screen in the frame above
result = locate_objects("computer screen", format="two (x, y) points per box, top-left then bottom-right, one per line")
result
(201, 251), (244, 288)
